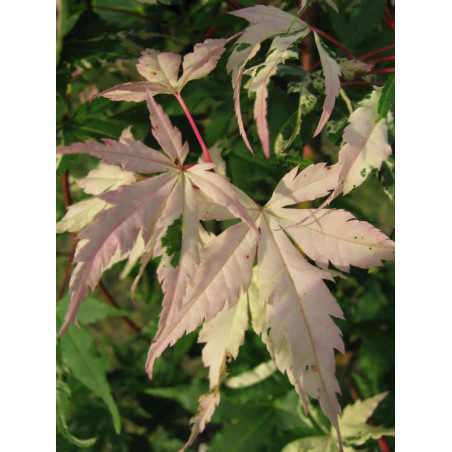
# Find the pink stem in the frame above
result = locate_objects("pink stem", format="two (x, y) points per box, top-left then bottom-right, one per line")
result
(175, 92), (212, 163)
(309, 26), (355, 59)
(341, 81), (384, 87)
(367, 55), (395, 65)
(357, 67), (395, 76)
(359, 44), (395, 61)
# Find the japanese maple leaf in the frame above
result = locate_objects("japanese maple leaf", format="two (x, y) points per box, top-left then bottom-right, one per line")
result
(56, 90), (257, 337)
(152, 162), (394, 449)
(99, 38), (231, 101)
(227, 5), (341, 156)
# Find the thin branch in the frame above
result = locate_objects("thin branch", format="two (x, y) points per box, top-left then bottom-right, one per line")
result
(98, 281), (141, 333)
(61, 171), (72, 208)
(359, 44), (395, 61)
(341, 81), (384, 87)
(309, 26), (355, 59)
(58, 245), (76, 300)
(175, 92), (212, 163)
(357, 67), (395, 77)
(367, 55), (395, 65)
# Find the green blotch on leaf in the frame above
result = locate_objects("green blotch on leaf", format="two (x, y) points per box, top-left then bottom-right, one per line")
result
(161, 216), (183, 268)
(360, 168), (367, 178)
(235, 42), (252, 52)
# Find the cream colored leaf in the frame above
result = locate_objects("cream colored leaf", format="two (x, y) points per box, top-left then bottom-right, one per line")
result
(313, 33), (341, 137)
(56, 198), (107, 234)
(336, 88), (392, 195)
(75, 164), (136, 195)
(199, 288), (249, 389)
(226, 360), (277, 388)
(181, 391), (220, 452)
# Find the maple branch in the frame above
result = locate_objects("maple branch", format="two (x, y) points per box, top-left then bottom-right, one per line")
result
(367, 55), (395, 66)
(357, 67), (395, 77)
(98, 281), (141, 333)
(341, 81), (384, 87)
(358, 45), (395, 61)
(175, 92), (212, 163)
(61, 171), (72, 208)
(58, 245), (76, 300)
(309, 26), (355, 59)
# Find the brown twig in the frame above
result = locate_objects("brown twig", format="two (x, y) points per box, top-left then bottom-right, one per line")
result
(98, 281), (141, 333)
(58, 245), (76, 300)
(61, 171), (72, 209)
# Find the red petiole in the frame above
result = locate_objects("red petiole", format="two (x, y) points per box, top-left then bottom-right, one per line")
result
(175, 92), (212, 163)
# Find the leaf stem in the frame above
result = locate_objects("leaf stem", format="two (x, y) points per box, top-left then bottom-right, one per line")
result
(175, 92), (212, 163)
(367, 55), (395, 66)
(358, 44), (395, 61)
(309, 26), (355, 59)
(98, 281), (141, 333)
(357, 67), (395, 77)
(58, 245), (76, 300)
(341, 81), (384, 87)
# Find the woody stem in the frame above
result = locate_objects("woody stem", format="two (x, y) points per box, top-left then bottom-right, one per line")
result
(175, 92), (212, 163)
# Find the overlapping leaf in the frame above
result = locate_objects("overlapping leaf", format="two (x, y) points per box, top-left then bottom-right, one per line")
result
(227, 5), (343, 157)
(226, 5), (309, 155)
(56, 91), (257, 337)
(154, 162), (394, 448)
(100, 38), (229, 101)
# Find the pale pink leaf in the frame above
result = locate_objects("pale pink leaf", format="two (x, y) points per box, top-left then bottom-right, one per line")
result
(227, 5), (309, 155)
(245, 34), (303, 157)
(146, 90), (189, 164)
(146, 221), (257, 377)
(267, 163), (340, 210)
(199, 288), (249, 389)
(99, 81), (171, 102)
(186, 164), (259, 236)
(181, 391), (220, 452)
(137, 49), (181, 93)
(196, 185), (258, 222)
(275, 208), (395, 272)
(313, 33), (341, 137)
(58, 172), (177, 336)
(75, 164), (136, 195)
(154, 176), (202, 336)
(336, 88), (392, 195)
(177, 38), (228, 91)
(57, 138), (175, 174)
(257, 213), (344, 443)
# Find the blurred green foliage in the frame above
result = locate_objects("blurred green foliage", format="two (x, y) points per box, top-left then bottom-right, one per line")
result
(56, 0), (395, 450)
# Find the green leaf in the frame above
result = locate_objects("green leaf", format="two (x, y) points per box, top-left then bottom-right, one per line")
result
(56, 304), (122, 434)
(145, 380), (208, 413)
(56, 154), (78, 178)
(345, 0), (386, 48)
(378, 157), (395, 202)
(209, 407), (274, 452)
(56, 373), (97, 447)
(378, 74), (395, 120)
(59, 294), (131, 325)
